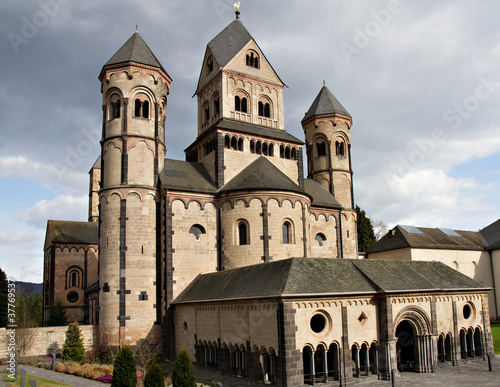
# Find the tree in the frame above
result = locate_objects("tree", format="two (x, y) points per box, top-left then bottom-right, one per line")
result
(0, 269), (7, 327)
(356, 205), (377, 252)
(62, 321), (85, 362)
(15, 291), (43, 356)
(112, 345), (137, 387)
(172, 348), (195, 387)
(134, 339), (161, 377)
(46, 300), (68, 326)
(144, 360), (165, 387)
(371, 218), (388, 240)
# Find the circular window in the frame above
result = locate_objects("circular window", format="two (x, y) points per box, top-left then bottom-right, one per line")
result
(463, 304), (472, 319)
(310, 314), (327, 333)
(66, 291), (79, 304)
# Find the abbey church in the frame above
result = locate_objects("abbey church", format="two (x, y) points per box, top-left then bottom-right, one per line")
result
(42, 11), (493, 386)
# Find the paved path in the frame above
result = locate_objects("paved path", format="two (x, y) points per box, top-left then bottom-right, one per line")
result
(194, 356), (500, 387)
(0, 364), (107, 386)
(2, 357), (498, 386)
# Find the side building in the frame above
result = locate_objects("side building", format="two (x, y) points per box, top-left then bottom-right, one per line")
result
(366, 220), (500, 321)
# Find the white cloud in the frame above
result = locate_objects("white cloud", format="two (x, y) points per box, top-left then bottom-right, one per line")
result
(0, 230), (41, 244)
(0, 156), (88, 194)
(16, 195), (88, 229)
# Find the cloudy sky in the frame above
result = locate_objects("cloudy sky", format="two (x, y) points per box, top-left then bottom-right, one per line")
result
(1, 0), (500, 283)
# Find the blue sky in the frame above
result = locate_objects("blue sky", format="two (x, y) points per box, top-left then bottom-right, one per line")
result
(1, 0), (500, 282)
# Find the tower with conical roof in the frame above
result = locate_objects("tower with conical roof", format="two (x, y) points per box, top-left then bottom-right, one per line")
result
(302, 86), (357, 257)
(97, 31), (172, 346)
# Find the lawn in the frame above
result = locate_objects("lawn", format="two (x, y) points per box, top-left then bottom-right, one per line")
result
(491, 323), (500, 355)
(2, 370), (72, 387)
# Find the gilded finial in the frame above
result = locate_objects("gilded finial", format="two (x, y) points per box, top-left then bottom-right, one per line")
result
(234, 2), (241, 19)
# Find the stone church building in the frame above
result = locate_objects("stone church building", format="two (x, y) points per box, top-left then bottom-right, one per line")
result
(42, 12), (493, 386)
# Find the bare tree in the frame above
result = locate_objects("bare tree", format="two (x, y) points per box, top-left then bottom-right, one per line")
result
(134, 339), (161, 373)
(371, 219), (389, 241)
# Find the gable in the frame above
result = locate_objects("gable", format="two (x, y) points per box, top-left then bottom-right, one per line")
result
(224, 40), (283, 86)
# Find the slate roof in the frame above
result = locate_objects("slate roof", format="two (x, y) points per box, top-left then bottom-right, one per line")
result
(479, 219), (500, 250)
(208, 19), (253, 67)
(173, 258), (488, 303)
(44, 220), (98, 251)
(366, 225), (485, 254)
(91, 155), (101, 170)
(210, 119), (303, 144)
(302, 86), (351, 122)
(219, 157), (306, 195)
(159, 159), (216, 193)
(101, 32), (170, 78)
(303, 179), (341, 209)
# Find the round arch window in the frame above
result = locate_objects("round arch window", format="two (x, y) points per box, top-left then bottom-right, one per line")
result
(66, 291), (79, 304)
(310, 311), (331, 335)
(463, 303), (474, 320)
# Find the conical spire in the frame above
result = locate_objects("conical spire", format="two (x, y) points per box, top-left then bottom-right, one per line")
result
(102, 32), (170, 78)
(302, 85), (351, 122)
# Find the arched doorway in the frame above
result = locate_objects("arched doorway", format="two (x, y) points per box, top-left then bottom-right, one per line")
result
(351, 344), (360, 378)
(445, 333), (452, 362)
(396, 320), (415, 371)
(327, 343), (340, 381)
(474, 328), (483, 358)
(437, 334), (445, 362)
(303, 346), (314, 385)
(394, 308), (433, 373)
(314, 344), (327, 382)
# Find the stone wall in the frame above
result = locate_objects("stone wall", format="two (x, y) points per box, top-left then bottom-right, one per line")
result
(0, 325), (97, 358)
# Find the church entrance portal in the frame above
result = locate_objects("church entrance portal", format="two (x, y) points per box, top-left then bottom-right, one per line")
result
(396, 320), (415, 371)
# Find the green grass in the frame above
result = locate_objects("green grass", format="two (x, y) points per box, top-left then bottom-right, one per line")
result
(2, 370), (73, 387)
(491, 323), (500, 355)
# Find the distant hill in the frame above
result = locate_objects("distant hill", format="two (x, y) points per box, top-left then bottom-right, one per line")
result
(15, 281), (43, 295)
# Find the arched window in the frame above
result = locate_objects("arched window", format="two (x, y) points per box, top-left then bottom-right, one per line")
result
(269, 143), (274, 157)
(207, 56), (214, 73)
(231, 137), (237, 150)
(285, 146), (291, 159)
(111, 99), (121, 119)
(189, 224), (206, 240)
(66, 266), (83, 289)
(214, 97), (220, 115)
(282, 220), (294, 244)
(258, 99), (272, 118)
(225, 135), (230, 149)
(235, 95), (247, 113)
(134, 99), (141, 117)
(204, 102), (210, 123)
(237, 221), (249, 245)
(262, 142), (268, 156)
(280, 145), (285, 158)
(291, 147), (297, 160)
(246, 51), (259, 68)
(256, 141), (262, 155)
(316, 141), (327, 157)
(335, 141), (345, 156)
(315, 233), (327, 246)
(238, 137), (244, 151)
(142, 100), (149, 119)
(250, 140), (255, 153)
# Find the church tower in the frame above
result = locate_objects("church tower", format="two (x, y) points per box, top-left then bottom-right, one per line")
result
(302, 86), (357, 257)
(97, 32), (172, 346)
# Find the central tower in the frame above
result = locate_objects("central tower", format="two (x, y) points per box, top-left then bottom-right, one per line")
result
(97, 32), (172, 346)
